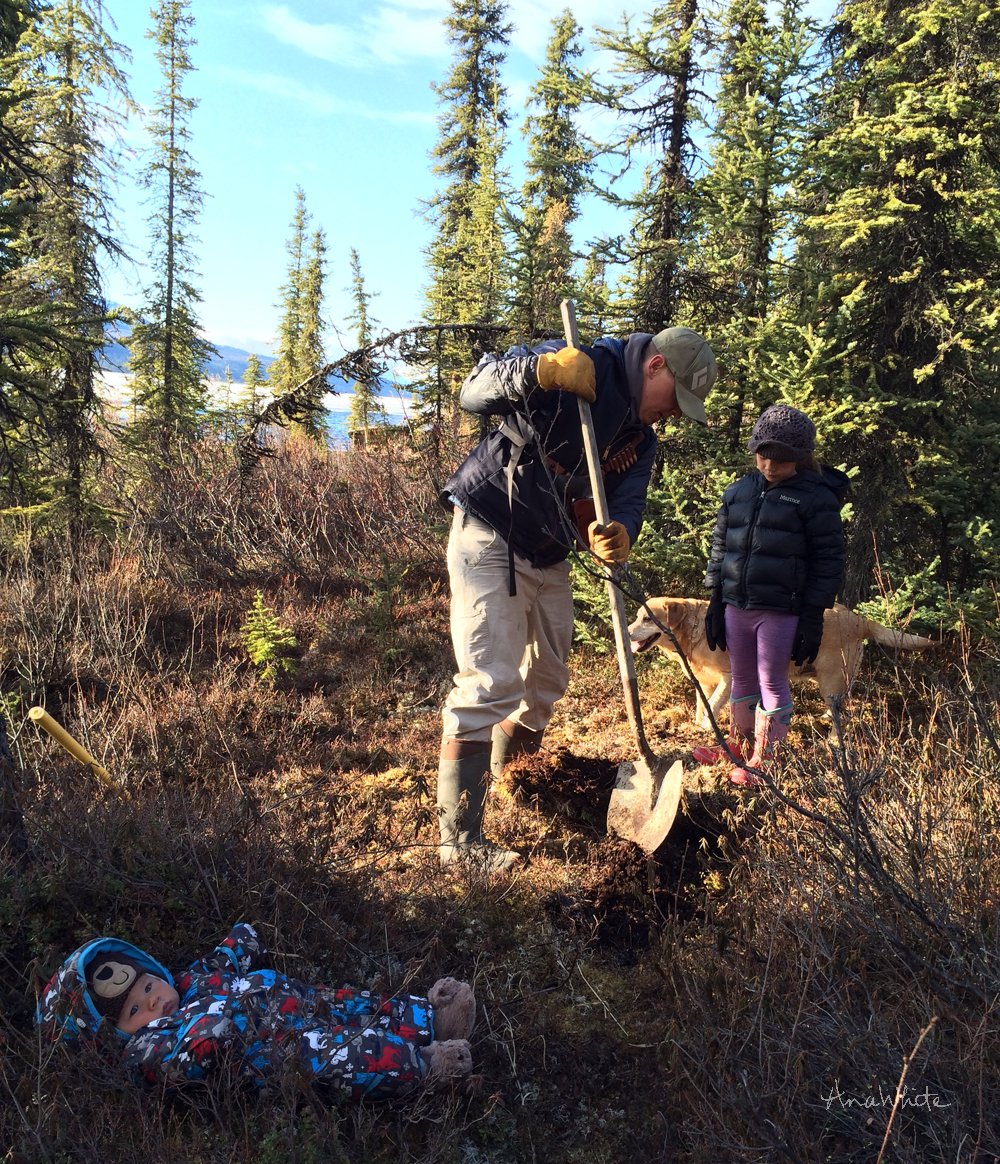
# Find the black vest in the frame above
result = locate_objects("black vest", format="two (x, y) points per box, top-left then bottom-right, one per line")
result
(444, 338), (653, 568)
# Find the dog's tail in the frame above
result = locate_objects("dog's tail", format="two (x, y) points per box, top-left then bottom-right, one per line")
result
(861, 618), (935, 651)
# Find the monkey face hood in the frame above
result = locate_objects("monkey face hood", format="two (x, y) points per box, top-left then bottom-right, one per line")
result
(35, 937), (174, 1043)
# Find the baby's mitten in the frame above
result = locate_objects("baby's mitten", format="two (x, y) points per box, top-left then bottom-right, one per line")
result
(428, 977), (476, 1041)
(421, 1039), (473, 1081)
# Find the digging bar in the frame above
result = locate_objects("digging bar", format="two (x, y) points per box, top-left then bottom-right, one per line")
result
(560, 299), (684, 853)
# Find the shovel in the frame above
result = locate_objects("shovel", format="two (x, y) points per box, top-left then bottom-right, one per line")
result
(560, 299), (684, 853)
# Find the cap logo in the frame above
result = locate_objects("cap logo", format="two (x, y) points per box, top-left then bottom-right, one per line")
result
(690, 367), (710, 394)
(90, 959), (139, 1000)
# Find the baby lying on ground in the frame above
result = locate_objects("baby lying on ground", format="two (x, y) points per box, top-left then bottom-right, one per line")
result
(36, 922), (475, 1100)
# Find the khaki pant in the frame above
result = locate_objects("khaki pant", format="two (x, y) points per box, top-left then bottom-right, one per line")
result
(441, 509), (574, 742)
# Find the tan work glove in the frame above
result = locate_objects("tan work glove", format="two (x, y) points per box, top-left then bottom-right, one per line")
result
(587, 519), (630, 564)
(535, 348), (596, 403)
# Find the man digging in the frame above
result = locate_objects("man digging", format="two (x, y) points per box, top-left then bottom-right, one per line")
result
(436, 324), (718, 871)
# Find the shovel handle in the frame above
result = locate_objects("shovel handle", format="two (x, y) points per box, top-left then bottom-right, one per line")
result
(560, 299), (653, 763)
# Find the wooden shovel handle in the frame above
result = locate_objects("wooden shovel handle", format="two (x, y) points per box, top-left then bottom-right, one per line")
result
(560, 300), (653, 762)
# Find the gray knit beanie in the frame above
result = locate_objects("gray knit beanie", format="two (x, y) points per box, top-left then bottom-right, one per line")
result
(747, 404), (815, 461)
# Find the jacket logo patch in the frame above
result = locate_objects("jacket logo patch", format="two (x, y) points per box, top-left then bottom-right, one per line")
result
(779, 494), (801, 504)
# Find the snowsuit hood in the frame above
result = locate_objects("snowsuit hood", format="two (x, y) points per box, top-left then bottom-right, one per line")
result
(36, 937), (174, 1043)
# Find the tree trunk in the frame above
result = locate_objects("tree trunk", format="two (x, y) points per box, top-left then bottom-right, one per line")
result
(0, 710), (31, 864)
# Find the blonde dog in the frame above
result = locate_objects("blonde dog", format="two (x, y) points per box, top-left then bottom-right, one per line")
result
(629, 597), (934, 727)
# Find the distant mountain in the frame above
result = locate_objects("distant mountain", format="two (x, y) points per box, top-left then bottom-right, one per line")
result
(98, 317), (395, 396)
(206, 344), (278, 382)
(99, 318), (276, 382)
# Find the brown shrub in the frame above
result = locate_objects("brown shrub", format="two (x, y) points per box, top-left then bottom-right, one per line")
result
(0, 434), (997, 1162)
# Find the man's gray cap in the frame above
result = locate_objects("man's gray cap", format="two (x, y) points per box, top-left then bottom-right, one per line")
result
(651, 327), (718, 423)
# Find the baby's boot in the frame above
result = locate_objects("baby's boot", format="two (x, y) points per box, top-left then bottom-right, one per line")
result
(421, 1039), (473, 1081)
(429, 977), (476, 1041)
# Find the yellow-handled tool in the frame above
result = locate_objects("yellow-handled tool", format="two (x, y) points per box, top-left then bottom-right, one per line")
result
(28, 706), (117, 789)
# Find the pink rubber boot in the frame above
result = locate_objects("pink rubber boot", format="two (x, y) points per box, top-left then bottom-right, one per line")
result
(729, 704), (791, 788)
(691, 694), (757, 765)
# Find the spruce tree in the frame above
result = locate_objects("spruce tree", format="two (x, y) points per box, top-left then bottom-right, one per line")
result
(291, 226), (328, 441)
(0, 0), (41, 857)
(0, 0), (42, 284)
(590, 0), (707, 332)
(1, 0), (131, 517)
(269, 187), (330, 440)
(575, 250), (618, 339)
(693, 0), (813, 446)
(635, 0), (816, 595)
(127, 0), (214, 461)
(240, 352), (266, 417)
(794, 0), (1000, 611)
(220, 350), (266, 443)
(454, 106), (508, 330)
(418, 0), (512, 427)
(508, 10), (588, 341)
(0, 0), (48, 487)
(346, 247), (385, 445)
(269, 187), (308, 398)
(297, 229), (327, 376)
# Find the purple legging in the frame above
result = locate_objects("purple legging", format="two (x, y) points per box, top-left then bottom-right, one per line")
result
(724, 605), (799, 712)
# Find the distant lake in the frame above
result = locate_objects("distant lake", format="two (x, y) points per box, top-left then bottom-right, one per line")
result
(98, 372), (414, 447)
(323, 389), (412, 446)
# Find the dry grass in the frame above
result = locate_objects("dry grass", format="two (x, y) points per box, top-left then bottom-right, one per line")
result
(0, 436), (997, 1163)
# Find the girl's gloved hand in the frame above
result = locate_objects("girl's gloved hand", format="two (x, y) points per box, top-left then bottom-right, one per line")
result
(705, 589), (727, 652)
(792, 606), (825, 665)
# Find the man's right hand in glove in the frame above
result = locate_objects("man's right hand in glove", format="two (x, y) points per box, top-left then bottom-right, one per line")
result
(705, 589), (727, 652)
(535, 347), (596, 403)
(587, 520), (630, 564)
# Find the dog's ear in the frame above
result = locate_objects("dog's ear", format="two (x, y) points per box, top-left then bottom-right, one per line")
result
(652, 603), (669, 631)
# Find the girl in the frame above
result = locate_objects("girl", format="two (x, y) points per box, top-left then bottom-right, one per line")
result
(694, 404), (848, 786)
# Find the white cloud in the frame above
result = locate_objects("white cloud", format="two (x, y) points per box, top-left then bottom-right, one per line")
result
(504, 0), (643, 63)
(259, 3), (449, 68)
(214, 65), (436, 126)
(257, 1), (648, 82)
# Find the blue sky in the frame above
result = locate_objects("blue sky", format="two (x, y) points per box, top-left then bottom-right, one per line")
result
(99, 0), (835, 363)
(99, 0), (648, 362)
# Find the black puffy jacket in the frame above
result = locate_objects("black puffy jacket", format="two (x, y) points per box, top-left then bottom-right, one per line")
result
(704, 467), (848, 613)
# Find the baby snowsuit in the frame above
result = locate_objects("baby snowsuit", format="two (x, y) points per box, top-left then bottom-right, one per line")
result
(36, 922), (435, 1099)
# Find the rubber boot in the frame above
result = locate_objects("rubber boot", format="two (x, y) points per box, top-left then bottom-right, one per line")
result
(437, 740), (520, 873)
(490, 718), (544, 779)
(691, 693), (757, 765)
(729, 704), (791, 788)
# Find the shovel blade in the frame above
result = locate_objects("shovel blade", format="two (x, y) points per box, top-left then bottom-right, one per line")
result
(606, 757), (684, 853)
